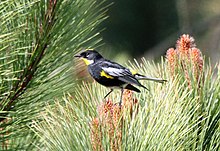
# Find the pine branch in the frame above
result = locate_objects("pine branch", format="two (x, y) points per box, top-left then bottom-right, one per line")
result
(0, 0), (107, 149)
(0, 0), (57, 122)
(33, 36), (220, 150)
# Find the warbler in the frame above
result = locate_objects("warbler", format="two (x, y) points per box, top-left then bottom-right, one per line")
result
(75, 49), (166, 106)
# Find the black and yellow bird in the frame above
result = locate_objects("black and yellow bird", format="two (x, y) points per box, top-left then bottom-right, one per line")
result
(75, 49), (166, 106)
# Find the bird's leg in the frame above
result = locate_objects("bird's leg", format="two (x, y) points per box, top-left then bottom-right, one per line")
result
(104, 89), (113, 99)
(119, 88), (124, 107)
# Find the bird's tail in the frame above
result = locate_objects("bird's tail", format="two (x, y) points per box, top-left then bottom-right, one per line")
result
(134, 74), (167, 83)
(125, 84), (141, 92)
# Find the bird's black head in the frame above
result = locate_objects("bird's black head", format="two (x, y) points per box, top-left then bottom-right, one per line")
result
(74, 49), (103, 65)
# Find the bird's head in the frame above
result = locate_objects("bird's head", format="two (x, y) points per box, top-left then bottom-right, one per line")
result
(74, 49), (103, 65)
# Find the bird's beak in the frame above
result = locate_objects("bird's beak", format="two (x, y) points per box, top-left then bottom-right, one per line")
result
(74, 54), (81, 58)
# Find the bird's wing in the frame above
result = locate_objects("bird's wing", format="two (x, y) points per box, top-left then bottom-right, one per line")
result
(101, 61), (144, 87)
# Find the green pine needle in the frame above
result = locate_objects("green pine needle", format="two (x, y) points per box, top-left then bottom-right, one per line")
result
(33, 58), (220, 150)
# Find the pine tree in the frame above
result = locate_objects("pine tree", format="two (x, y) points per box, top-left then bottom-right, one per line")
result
(34, 35), (220, 150)
(0, 0), (107, 150)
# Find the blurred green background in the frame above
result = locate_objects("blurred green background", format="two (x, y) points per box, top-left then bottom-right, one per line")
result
(98, 0), (220, 64)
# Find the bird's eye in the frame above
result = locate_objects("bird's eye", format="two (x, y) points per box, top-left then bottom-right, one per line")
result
(86, 54), (90, 58)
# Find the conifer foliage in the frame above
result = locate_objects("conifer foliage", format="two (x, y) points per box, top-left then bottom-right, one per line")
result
(34, 35), (219, 150)
(0, 0), (106, 150)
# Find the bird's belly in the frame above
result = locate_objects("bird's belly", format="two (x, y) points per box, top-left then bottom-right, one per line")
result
(95, 77), (125, 88)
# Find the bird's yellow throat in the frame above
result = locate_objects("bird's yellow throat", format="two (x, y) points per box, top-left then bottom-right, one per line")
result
(82, 58), (94, 65)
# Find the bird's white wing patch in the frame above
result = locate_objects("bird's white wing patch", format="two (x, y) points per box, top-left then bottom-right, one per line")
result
(102, 66), (143, 87)
(102, 67), (129, 77)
